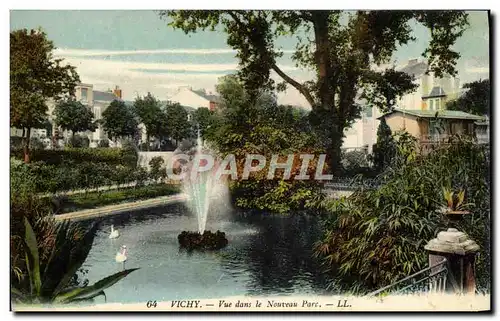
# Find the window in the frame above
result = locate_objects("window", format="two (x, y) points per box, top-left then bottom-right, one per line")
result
(429, 120), (438, 138)
(81, 88), (88, 102)
(451, 122), (463, 135)
(435, 99), (440, 110)
(429, 99), (434, 110)
(467, 123), (474, 134)
(94, 107), (101, 119)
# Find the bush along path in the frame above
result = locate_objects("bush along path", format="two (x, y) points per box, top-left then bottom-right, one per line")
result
(54, 193), (188, 222)
(50, 183), (182, 215)
(37, 179), (180, 198)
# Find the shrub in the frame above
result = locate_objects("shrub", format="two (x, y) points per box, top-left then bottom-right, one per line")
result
(30, 137), (47, 151)
(230, 179), (324, 214)
(11, 136), (24, 150)
(69, 134), (90, 148)
(10, 159), (52, 226)
(120, 140), (139, 168)
(134, 166), (149, 187)
(98, 140), (110, 148)
(149, 156), (167, 183)
(372, 118), (396, 172)
(340, 149), (375, 177)
(314, 135), (490, 294)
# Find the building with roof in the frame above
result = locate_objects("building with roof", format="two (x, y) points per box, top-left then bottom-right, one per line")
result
(342, 58), (462, 153)
(167, 87), (220, 111)
(377, 108), (485, 152)
(47, 83), (123, 147)
(343, 58), (488, 154)
(395, 58), (460, 111)
(382, 59), (488, 146)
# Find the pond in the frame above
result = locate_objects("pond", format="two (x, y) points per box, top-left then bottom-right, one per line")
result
(82, 203), (330, 304)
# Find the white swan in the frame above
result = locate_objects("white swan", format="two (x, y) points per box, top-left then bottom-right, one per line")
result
(109, 225), (120, 239)
(115, 245), (127, 263)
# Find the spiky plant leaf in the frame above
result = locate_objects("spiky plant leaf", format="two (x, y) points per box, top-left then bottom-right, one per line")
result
(23, 217), (41, 296)
(50, 221), (99, 297)
(54, 268), (139, 304)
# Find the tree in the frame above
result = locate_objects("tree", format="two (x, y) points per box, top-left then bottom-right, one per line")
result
(208, 75), (324, 213)
(101, 100), (138, 143)
(10, 28), (80, 163)
(165, 103), (191, 146)
(148, 156), (167, 183)
(372, 118), (396, 172)
(161, 10), (469, 174)
(192, 107), (217, 142)
(446, 79), (490, 116)
(133, 92), (166, 150)
(53, 99), (98, 145)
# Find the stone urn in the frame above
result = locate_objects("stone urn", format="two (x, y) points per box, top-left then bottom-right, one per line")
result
(425, 228), (480, 294)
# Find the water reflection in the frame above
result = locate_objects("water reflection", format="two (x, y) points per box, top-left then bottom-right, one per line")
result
(81, 204), (328, 303)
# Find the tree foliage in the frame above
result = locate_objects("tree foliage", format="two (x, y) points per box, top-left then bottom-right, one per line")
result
(134, 92), (167, 149)
(10, 28), (80, 162)
(160, 10), (469, 173)
(192, 107), (216, 141)
(315, 135), (490, 293)
(165, 103), (191, 145)
(446, 79), (490, 116)
(206, 75), (325, 213)
(372, 118), (396, 172)
(148, 156), (167, 183)
(101, 100), (138, 141)
(53, 99), (98, 139)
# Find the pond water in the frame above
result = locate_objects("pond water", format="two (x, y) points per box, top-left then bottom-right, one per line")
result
(82, 203), (329, 304)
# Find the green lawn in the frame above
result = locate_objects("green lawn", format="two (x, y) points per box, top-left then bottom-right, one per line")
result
(52, 183), (181, 214)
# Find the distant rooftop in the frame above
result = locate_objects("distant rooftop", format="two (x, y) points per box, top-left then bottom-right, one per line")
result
(423, 86), (447, 99)
(192, 89), (220, 103)
(399, 59), (428, 78)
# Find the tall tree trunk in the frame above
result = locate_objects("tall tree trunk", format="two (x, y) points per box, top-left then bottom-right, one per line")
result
(328, 120), (344, 176)
(23, 127), (31, 163)
(312, 12), (342, 176)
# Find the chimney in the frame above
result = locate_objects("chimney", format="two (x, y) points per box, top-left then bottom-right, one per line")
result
(113, 86), (122, 99)
(408, 58), (419, 66)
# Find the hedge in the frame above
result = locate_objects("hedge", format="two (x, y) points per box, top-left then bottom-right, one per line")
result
(10, 147), (137, 167)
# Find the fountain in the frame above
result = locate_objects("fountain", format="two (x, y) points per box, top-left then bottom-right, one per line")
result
(178, 130), (229, 250)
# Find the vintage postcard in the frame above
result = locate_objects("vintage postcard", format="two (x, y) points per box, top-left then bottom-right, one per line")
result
(9, 8), (491, 313)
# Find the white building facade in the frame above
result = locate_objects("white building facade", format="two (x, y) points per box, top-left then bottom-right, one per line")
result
(168, 87), (219, 111)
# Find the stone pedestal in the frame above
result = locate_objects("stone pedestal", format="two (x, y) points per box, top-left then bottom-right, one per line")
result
(425, 228), (480, 294)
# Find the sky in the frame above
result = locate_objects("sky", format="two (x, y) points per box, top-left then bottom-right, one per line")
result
(10, 10), (490, 107)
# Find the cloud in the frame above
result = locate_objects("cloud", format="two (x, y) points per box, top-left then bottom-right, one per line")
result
(465, 67), (489, 74)
(62, 57), (299, 73)
(54, 48), (296, 57)
(56, 52), (311, 106)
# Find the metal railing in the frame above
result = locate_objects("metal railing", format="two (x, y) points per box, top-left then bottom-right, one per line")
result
(420, 134), (454, 143)
(367, 258), (449, 297)
(323, 178), (380, 191)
